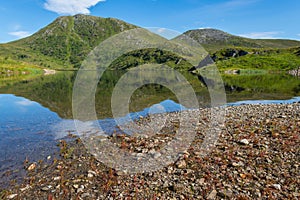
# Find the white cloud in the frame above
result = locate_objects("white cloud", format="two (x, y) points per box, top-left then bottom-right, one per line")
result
(239, 31), (282, 39)
(9, 31), (31, 39)
(44, 0), (105, 15)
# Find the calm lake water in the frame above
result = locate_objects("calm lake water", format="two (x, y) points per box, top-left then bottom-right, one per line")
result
(0, 70), (300, 187)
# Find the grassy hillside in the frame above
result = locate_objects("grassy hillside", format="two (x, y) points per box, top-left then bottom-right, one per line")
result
(180, 29), (300, 53)
(109, 48), (193, 70)
(1, 14), (137, 69)
(213, 47), (300, 72)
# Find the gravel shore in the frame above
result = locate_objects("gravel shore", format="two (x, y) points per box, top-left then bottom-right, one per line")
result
(1, 103), (299, 199)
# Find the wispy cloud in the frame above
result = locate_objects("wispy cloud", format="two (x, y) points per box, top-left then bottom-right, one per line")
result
(239, 31), (282, 39)
(179, 0), (261, 24)
(202, 0), (260, 14)
(222, 0), (259, 8)
(9, 31), (31, 39)
(44, 0), (105, 15)
(297, 34), (300, 37)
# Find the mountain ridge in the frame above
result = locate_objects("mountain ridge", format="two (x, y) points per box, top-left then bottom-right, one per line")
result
(181, 28), (300, 52)
(1, 15), (300, 70)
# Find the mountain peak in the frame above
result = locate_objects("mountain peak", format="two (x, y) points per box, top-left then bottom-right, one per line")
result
(183, 28), (233, 44)
(181, 28), (300, 52)
(11, 15), (137, 68)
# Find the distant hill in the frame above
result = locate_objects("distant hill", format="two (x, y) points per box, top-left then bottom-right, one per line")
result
(1, 16), (300, 70)
(180, 29), (300, 52)
(1, 14), (137, 69)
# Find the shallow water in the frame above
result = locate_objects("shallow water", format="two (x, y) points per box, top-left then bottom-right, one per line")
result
(0, 94), (61, 186)
(227, 96), (300, 106)
(1, 71), (300, 187)
(0, 94), (186, 187)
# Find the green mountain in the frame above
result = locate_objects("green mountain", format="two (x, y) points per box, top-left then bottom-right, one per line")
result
(1, 15), (300, 72)
(1, 14), (137, 69)
(181, 28), (300, 52)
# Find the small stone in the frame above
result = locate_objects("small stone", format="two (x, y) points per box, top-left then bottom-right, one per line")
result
(81, 193), (90, 198)
(272, 184), (281, 190)
(73, 184), (79, 189)
(116, 170), (127, 176)
(56, 165), (62, 170)
(232, 161), (244, 167)
(218, 189), (233, 198)
(20, 185), (30, 192)
(240, 173), (247, 179)
(199, 178), (205, 185)
(88, 173), (94, 178)
(239, 139), (249, 145)
(207, 189), (217, 200)
(7, 194), (18, 199)
(137, 153), (144, 157)
(53, 176), (61, 181)
(88, 170), (97, 175)
(77, 188), (84, 193)
(47, 156), (51, 160)
(176, 160), (187, 169)
(27, 163), (36, 171)
(293, 192), (300, 197)
(152, 152), (161, 159)
(163, 181), (169, 187)
(41, 186), (51, 191)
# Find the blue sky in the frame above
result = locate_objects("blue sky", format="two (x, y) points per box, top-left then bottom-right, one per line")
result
(1, 0), (300, 43)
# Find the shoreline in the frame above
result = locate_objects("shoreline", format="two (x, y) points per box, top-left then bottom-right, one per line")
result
(1, 103), (299, 199)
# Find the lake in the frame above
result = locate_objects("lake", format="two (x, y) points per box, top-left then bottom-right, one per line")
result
(0, 70), (300, 187)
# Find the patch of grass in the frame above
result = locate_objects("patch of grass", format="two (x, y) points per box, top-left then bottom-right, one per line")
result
(109, 48), (193, 71)
(222, 73), (300, 94)
(216, 48), (300, 71)
(238, 69), (268, 75)
(0, 56), (44, 87)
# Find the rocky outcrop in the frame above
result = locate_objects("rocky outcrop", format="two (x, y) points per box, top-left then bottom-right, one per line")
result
(288, 66), (300, 77)
(43, 69), (56, 75)
(212, 48), (249, 61)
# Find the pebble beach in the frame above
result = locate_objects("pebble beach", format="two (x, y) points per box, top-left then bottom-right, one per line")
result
(1, 102), (299, 199)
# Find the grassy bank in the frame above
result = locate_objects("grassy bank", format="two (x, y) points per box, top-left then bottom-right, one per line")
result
(0, 56), (44, 87)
